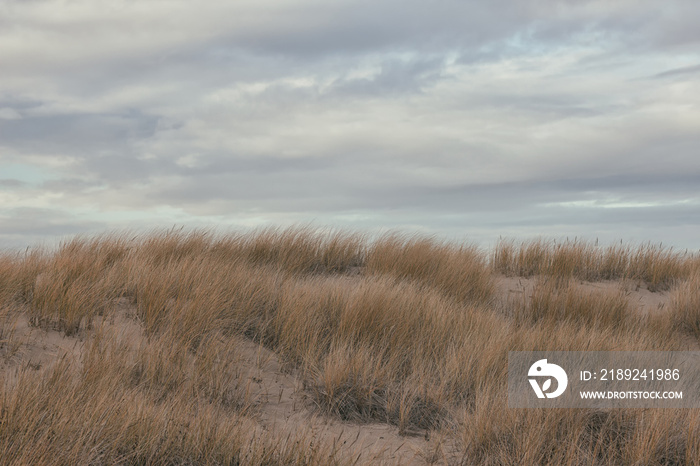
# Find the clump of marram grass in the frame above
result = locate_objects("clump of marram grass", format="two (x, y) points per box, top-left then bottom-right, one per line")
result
(0, 247), (48, 305)
(0, 254), (21, 305)
(240, 226), (366, 274)
(494, 238), (698, 290)
(668, 272), (700, 340)
(1, 227), (699, 464)
(20, 234), (132, 335)
(366, 233), (495, 304)
(493, 238), (551, 278)
(0, 305), (22, 363)
(512, 278), (635, 331)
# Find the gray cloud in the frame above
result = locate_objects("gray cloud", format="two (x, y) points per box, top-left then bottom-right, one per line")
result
(329, 56), (447, 96)
(0, 110), (158, 155)
(653, 63), (700, 78)
(1, 0), (699, 250)
(0, 207), (107, 250)
(0, 179), (25, 188)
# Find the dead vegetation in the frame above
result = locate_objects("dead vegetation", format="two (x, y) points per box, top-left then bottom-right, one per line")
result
(494, 238), (699, 291)
(0, 227), (699, 465)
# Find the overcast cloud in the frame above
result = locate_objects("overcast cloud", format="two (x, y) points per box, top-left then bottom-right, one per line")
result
(1, 0), (699, 250)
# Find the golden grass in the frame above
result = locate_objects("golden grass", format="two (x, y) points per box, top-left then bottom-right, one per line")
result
(669, 272), (700, 340)
(0, 330), (343, 465)
(366, 234), (495, 304)
(512, 278), (636, 331)
(0, 227), (698, 464)
(494, 238), (699, 291)
(455, 398), (700, 465)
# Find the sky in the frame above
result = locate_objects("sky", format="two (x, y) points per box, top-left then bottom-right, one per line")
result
(1, 0), (699, 251)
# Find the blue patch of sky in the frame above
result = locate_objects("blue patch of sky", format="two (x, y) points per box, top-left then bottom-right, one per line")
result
(0, 163), (53, 186)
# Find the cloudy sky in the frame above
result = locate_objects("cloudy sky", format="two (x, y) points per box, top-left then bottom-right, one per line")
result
(1, 0), (699, 250)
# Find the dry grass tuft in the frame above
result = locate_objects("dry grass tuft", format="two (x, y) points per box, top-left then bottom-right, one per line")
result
(494, 238), (698, 290)
(669, 272), (700, 340)
(367, 234), (495, 304)
(512, 278), (635, 331)
(455, 395), (700, 466)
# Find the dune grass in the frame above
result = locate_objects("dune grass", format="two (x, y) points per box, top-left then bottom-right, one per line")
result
(511, 277), (636, 331)
(0, 328), (343, 465)
(494, 238), (699, 291)
(669, 272), (700, 340)
(0, 227), (698, 464)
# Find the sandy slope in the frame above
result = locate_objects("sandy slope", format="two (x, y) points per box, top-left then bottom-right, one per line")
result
(0, 274), (686, 464)
(496, 276), (672, 316)
(0, 301), (442, 464)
